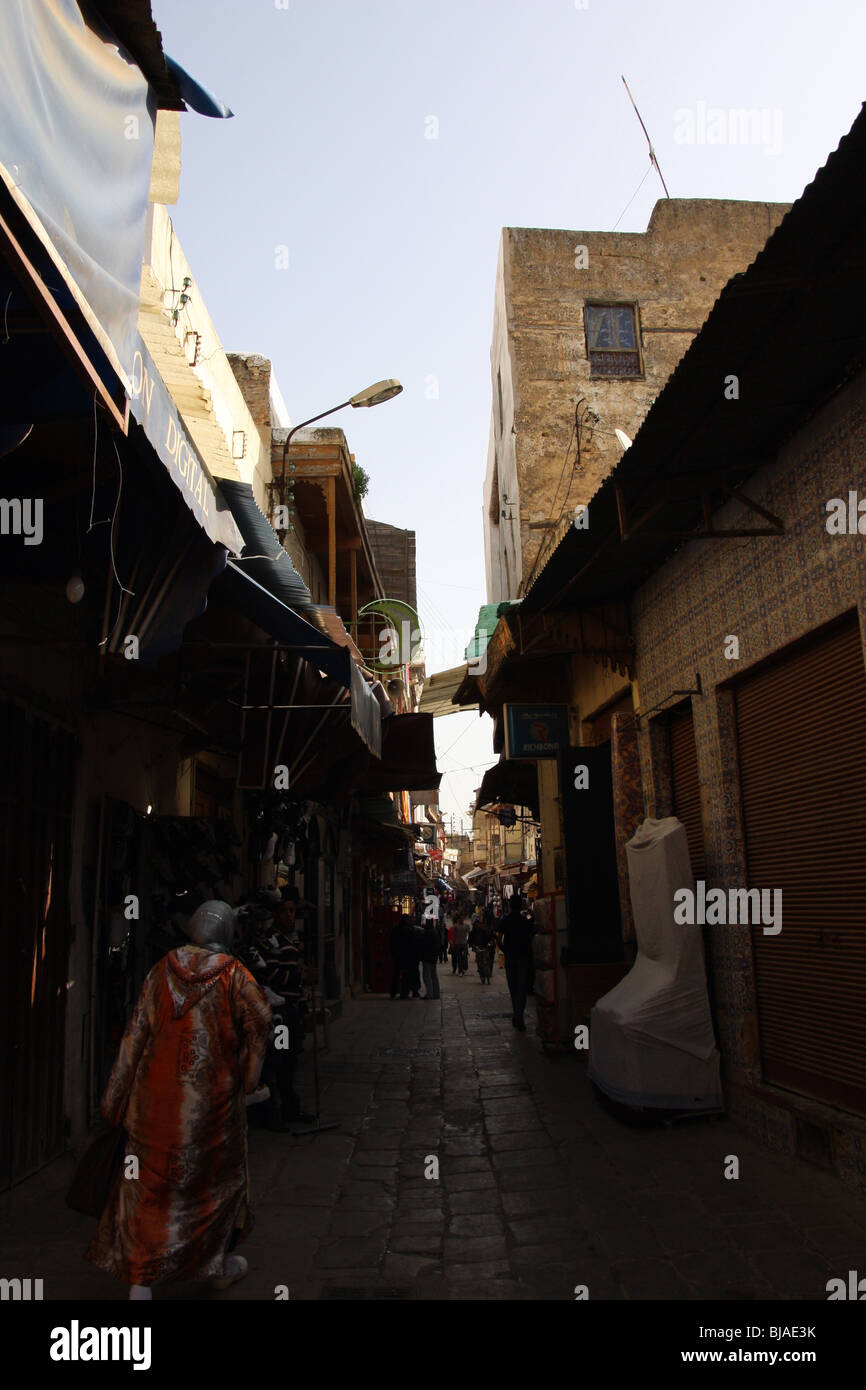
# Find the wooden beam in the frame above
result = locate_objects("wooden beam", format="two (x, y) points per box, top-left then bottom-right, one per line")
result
(272, 457), (342, 478)
(724, 485), (784, 533)
(301, 531), (362, 552)
(327, 475), (337, 608)
(350, 547), (358, 623)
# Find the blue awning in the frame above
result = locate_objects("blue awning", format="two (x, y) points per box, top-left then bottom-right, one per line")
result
(165, 54), (233, 118)
(219, 560), (382, 757)
(218, 479), (311, 608)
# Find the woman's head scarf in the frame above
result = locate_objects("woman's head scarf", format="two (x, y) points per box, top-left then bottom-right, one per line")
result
(184, 900), (238, 953)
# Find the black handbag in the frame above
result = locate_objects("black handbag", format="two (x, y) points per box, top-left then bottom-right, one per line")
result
(65, 1125), (127, 1219)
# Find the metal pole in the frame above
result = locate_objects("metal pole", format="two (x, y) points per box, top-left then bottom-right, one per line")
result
(279, 400), (353, 492)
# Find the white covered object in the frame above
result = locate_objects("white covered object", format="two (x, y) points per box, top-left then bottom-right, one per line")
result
(588, 817), (722, 1110)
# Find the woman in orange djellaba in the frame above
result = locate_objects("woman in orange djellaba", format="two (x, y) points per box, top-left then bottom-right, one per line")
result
(86, 901), (272, 1299)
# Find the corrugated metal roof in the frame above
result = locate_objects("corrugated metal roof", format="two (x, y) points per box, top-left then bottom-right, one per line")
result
(419, 664), (477, 716)
(465, 601), (519, 660)
(307, 605), (366, 664)
(90, 1), (184, 110)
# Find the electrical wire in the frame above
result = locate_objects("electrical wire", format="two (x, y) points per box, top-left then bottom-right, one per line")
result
(87, 393), (99, 531)
(612, 162), (653, 233)
(436, 716), (482, 761)
(437, 759), (498, 775)
(107, 438), (135, 596)
(96, 437), (135, 650)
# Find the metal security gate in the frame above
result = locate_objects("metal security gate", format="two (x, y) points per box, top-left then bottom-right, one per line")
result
(0, 700), (76, 1189)
(734, 614), (866, 1117)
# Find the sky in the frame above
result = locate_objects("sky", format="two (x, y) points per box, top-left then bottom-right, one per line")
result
(151, 0), (866, 832)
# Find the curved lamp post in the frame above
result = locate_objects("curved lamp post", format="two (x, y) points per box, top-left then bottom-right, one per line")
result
(279, 378), (403, 495)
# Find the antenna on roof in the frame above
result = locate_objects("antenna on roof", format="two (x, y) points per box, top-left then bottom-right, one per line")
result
(621, 75), (670, 199)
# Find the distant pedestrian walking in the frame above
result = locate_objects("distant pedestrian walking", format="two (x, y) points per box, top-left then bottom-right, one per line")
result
(450, 911), (469, 975)
(438, 916), (449, 963)
(499, 898), (534, 1029)
(390, 917), (420, 998)
(419, 921), (441, 999)
(468, 918), (494, 983)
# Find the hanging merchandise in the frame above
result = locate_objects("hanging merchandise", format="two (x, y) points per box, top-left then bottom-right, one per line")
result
(145, 816), (242, 966)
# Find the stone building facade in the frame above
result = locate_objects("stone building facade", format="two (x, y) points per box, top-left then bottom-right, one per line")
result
(483, 198), (789, 602)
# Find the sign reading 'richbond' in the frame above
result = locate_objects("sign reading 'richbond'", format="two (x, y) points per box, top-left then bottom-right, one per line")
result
(504, 703), (569, 760)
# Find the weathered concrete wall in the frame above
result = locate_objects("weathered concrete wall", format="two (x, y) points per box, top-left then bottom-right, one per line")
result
(484, 235), (521, 602)
(227, 352), (272, 434)
(366, 519), (417, 610)
(484, 199), (790, 599)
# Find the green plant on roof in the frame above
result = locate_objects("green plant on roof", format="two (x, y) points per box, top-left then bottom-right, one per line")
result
(352, 462), (370, 505)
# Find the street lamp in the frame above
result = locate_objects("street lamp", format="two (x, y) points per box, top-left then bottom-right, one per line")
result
(279, 378), (402, 495)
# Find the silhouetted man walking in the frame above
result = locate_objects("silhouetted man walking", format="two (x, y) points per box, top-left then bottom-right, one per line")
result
(499, 897), (534, 1030)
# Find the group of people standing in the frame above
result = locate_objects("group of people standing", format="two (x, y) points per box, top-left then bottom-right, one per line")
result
(389, 894), (536, 1030)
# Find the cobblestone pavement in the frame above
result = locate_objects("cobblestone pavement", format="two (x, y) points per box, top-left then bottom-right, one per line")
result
(4, 960), (866, 1301)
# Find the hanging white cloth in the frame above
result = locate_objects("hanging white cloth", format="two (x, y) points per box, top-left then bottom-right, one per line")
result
(588, 817), (722, 1110)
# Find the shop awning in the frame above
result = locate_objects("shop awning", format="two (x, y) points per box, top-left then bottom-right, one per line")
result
(127, 336), (244, 552)
(309, 606), (367, 665)
(465, 602), (519, 664)
(357, 714), (441, 794)
(90, 3), (233, 115)
(217, 561), (382, 757)
(219, 480), (312, 608)
(419, 664), (477, 716)
(0, 2), (155, 389)
(476, 759), (539, 818)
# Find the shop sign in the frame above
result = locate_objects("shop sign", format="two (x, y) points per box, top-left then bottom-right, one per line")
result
(504, 703), (569, 760)
(128, 337), (243, 553)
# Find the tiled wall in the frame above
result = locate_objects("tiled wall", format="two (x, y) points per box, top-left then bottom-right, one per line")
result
(629, 370), (866, 1189)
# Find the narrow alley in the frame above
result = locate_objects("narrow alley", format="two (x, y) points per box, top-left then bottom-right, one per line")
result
(3, 2), (866, 1349)
(10, 964), (866, 1304)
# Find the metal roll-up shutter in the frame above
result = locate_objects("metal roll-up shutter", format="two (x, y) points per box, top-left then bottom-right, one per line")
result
(668, 703), (705, 880)
(734, 614), (866, 1117)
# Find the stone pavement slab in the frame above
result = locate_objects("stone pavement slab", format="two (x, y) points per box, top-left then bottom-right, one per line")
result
(5, 957), (866, 1301)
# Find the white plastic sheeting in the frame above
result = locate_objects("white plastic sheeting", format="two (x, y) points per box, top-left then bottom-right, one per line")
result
(0, 0), (154, 374)
(588, 817), (722, 1110)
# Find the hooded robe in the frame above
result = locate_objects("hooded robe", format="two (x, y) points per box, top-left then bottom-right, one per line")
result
(85, 939), (272, 1286)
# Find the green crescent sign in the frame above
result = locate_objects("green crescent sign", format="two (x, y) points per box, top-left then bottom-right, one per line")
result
(358, 598), (424, 675)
